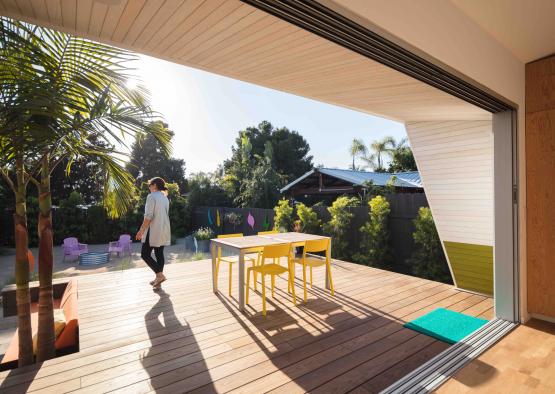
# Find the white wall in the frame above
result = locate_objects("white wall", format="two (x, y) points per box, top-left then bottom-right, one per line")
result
(406, 121), (494, 246)
(324, 0), (527, 320)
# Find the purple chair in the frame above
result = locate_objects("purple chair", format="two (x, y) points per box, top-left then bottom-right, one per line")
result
(62, 237), (88, 262)
(108, 234), (132, 257)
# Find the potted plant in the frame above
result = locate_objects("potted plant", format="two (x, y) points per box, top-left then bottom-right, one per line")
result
(193, 227), (214, 253)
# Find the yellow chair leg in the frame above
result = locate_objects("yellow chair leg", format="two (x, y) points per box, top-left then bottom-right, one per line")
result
(327, 261), (335, 296)
(215, 259), (220, 288)
(261, 274), (267, 316)
(290, 265), (297, 306)
(302, 262), (308, 303)
(271, 275), (275, 298)
(253, 263), (258, 292)
(228, 262), (233, 297)
(246, 268), (251, 305)
(310, 266), (313, 287)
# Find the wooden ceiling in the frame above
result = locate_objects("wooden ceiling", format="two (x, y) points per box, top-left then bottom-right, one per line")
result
(0, 0), (490, 122)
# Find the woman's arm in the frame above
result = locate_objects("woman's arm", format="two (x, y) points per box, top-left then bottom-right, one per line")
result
(136, 194), (155, 241)
(135, 218), (152, 241)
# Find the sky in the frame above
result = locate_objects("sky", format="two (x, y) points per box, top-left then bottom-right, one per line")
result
(134, 54), (407, 175)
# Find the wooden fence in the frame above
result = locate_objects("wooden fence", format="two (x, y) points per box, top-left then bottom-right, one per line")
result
(193, 193), (428, 269)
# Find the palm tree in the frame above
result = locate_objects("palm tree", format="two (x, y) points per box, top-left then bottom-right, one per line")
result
(349, 138), (367, 170)
(1, 18), (171, 362)
(362, 136), (396, 172)
(0, 18), (54, 367)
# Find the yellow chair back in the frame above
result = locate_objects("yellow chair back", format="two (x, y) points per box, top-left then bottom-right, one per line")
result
(258, 230), (278, 235)
(304, 238), (329, 254)
(262, 243), (291, 261)
(217, 233), (243, 239)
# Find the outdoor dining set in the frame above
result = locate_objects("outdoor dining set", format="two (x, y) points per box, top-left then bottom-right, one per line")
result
(211, 231), (335, 316)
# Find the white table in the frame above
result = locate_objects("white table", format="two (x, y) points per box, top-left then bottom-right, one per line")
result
(210, 232), (332, 311)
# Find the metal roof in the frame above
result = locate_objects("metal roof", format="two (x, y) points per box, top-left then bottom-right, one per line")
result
(280, 168), (422, 193)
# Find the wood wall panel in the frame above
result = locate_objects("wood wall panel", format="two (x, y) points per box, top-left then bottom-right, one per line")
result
(0, 0), (491, 123)
(526, 55), (555, 319)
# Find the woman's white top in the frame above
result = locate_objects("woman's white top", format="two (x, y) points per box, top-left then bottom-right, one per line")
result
(142, 191), (171, 247)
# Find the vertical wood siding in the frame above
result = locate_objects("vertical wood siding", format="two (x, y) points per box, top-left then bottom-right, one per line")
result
(406, 120), (494, 294)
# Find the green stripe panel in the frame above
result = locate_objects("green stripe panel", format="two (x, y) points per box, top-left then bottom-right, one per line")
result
(444, 241), (493, 295)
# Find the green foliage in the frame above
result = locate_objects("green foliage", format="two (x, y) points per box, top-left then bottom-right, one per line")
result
(388, 145), (417, 172)
(273, 199), (294, 232)
(409, 207), (451, 283)
(222, 121), (313, 208)
(235, 142), (282, 208)
(295, 203), (320, 234)
(127, 121), (187, 192)
(186, 172), (232, 208)
(191, 252), (208, 261)
(354, 195), (392, 268)
(193, 227), (214, 241)
(322, 196), (358, 259)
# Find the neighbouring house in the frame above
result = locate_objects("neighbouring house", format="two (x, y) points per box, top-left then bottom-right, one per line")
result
(280, 167), (423, 202)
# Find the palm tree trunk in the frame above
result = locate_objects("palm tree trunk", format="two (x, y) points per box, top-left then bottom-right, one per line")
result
(36, 155), (55, 361)
(14, 156), (33, 367)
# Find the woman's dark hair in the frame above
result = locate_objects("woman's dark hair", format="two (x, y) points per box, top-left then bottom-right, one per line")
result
(149, 177), (168, 191)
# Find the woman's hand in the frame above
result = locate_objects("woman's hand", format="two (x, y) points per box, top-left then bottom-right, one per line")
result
(136, 230), (144, 241)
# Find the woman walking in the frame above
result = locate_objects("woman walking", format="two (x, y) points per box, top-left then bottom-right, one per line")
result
(136, 177), (171, 289)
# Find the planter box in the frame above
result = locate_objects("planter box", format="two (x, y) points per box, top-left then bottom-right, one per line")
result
(195, 239), (210, 253)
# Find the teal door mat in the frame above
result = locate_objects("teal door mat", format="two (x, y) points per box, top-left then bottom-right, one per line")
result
(404, 308), (488, 344)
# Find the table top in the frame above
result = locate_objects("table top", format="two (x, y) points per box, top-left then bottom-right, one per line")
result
(210, 235), (287, 250)
(211, 232), (329, 250)
(260, 232), (329, 242)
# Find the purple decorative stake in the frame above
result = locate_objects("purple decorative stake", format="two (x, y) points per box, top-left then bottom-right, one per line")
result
(247, 212), (255, 229)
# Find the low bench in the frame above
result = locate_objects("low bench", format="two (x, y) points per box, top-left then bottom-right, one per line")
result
(0, 279), (79, 371)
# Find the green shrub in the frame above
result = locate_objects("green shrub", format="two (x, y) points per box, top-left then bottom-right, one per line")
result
(322, 196), (358, 259)
(273, 199), (294, 232)
(193, 227), (214, 240)
(409, 207), (452, 283)
(354, 195), (392, 268)
(296, 203), (320, 234)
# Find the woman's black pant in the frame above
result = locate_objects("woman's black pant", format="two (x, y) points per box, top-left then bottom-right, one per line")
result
(141, 231), (165, 274)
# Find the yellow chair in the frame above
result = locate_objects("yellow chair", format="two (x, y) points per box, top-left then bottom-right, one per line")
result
(294, 238), (334, 303)
(257, 230), (280, 265)
(216, 234), (259, 296)
(246, 243), (296, 316)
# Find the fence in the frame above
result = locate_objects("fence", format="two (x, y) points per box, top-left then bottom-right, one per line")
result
(192, 193), (428, 270)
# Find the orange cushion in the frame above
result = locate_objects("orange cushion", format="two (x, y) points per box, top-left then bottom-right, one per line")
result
(1, 280), (79, 368)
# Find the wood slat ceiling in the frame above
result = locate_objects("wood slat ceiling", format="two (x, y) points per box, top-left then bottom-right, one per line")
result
(0, 0), (491, 122)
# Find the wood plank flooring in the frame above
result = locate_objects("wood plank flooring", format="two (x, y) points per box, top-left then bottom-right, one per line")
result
(435, 319), (555, 393)
(0, 259), (493, 393)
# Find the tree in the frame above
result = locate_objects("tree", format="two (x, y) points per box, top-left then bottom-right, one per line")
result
(349, 138), (367, 170)
(224, 121), (313, 190)
(362, 136), (396, 172)
(186, 172), (233, 208)
(273, 199), (294, 232)
(1, 18), (170, 362)
(409, 207), (451, 283)
(127, 121), (187, 192)
(49, 136), (110, 205)
(295, 203), (320, 234)
(236, 141), (282, 208)
(387, 138), (417, 172)
(322, 196), (358, 259)
(354, 195), (392, 268)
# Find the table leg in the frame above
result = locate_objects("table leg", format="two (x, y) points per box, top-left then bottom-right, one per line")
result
(239, 250), (245, 311)
(211, 241), (218, 293)
(325, 241), (331, 290)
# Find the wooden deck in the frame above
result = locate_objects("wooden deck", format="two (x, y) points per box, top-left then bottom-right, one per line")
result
(0, 259), (493, 393)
